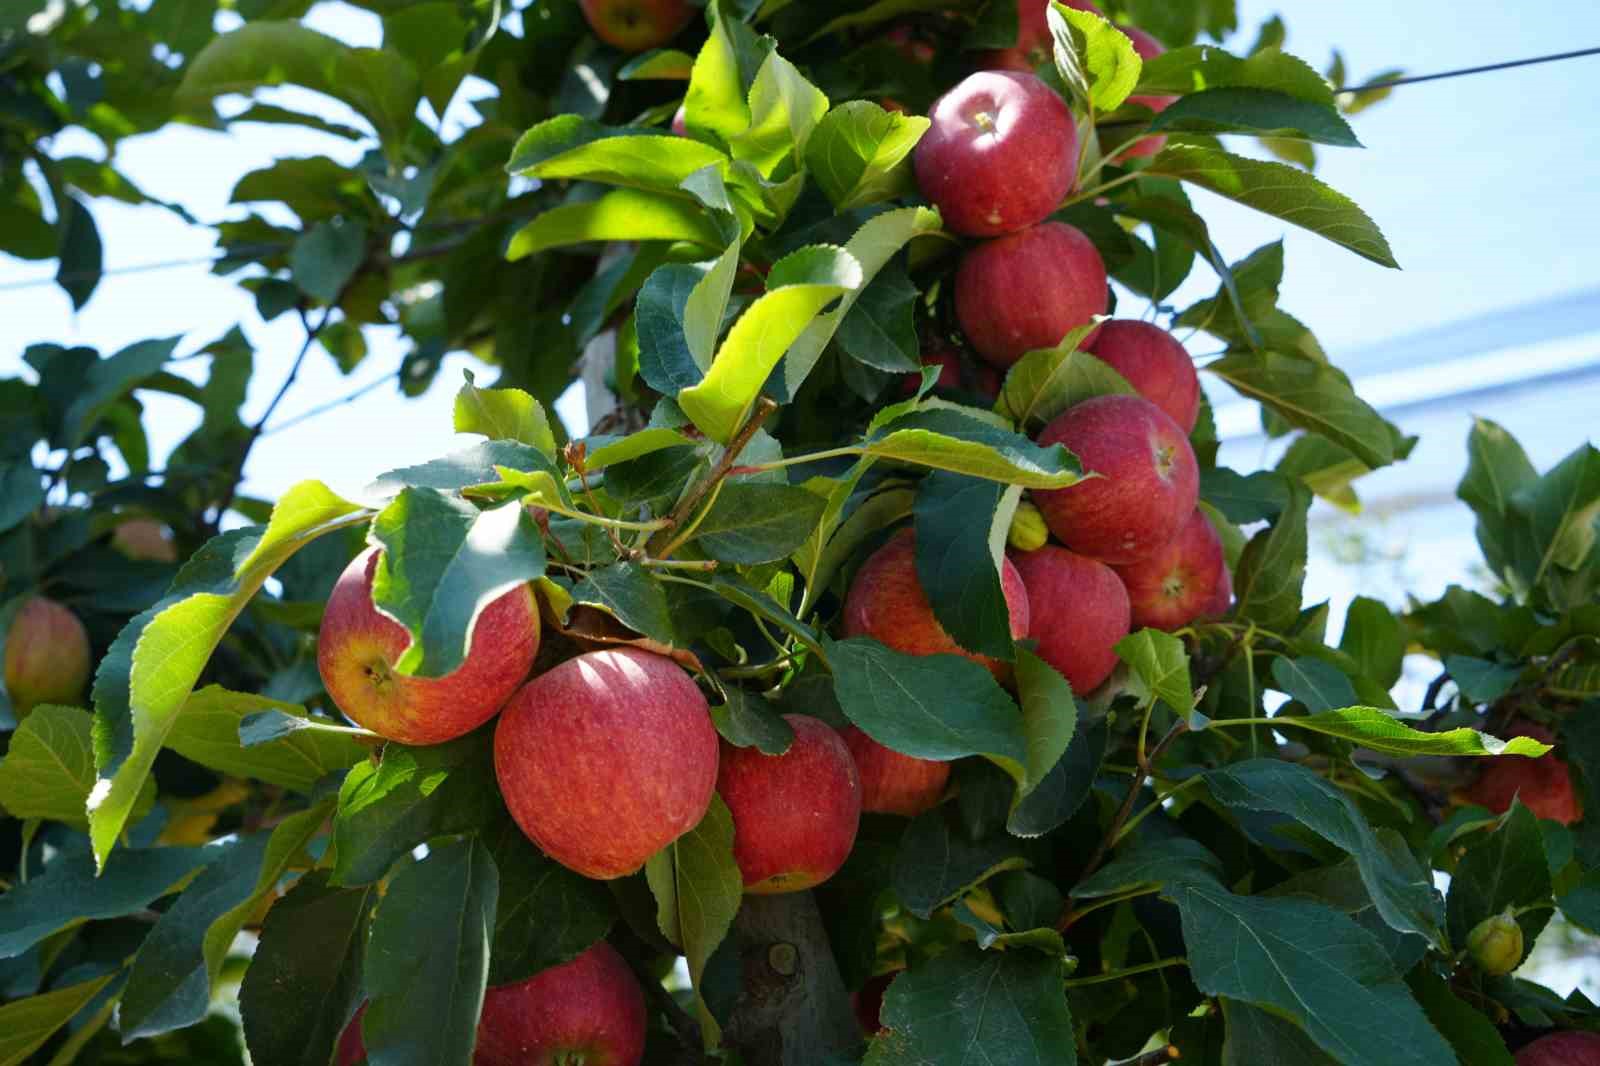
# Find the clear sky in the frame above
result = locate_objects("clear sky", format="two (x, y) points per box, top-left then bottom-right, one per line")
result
(3, 0), (1599, 510)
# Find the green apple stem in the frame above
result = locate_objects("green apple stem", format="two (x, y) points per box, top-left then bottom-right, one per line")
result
(1064, 956), (1187, 988)
(1057, 170), (1142, 210)
(647, 398), (779, 559)
(1069, 719), (1191, 912)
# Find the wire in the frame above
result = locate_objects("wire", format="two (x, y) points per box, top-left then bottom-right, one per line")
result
(1340, 46), (1600, 94)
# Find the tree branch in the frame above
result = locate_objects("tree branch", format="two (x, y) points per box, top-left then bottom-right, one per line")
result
(646, 398), (779, 559)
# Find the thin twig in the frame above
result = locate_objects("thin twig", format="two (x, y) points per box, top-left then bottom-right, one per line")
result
(646, 398), (778, 559)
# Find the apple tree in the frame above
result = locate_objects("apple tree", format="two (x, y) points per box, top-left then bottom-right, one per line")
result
(3, 1), (1600, 1064)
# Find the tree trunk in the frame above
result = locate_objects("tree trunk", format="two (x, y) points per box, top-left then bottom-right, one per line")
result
(722, 892), (861, 1066)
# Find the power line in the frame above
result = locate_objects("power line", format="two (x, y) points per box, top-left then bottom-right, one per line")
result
(1340, 46), (1600, 94)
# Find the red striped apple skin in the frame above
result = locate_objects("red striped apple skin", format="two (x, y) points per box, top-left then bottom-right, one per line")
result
(3, 596), (91, 716)
(317, 548), (540, 746)
(839, 725), (950, 817)
(1113, 509), (1230, 631)
(1010, 545), (1130, 695)
(494, 647), (719, 879)
(1117, 27), (1178, 160)
(1515, 1031), (1600, 1065)
(1087, 321), (1201, 432)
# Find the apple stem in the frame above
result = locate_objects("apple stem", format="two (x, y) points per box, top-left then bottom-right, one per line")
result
(647, 398), (780, 559)
(1064, 956), (1188, 988)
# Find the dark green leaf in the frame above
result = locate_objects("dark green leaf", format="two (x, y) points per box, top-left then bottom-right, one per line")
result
(1232, 482), (1308, 632)
(1137, 45), (1338, 105)
(1406, 967), (1515, 1066)
(1458, 417), (1538, 577)
(1339, 597), (1403, 689)
(1007, 713), (1106, 838)
(708, 687), (795, 755)
(570, 562), (677, 646)
(1150, 89), (1360, 145)
(836, 261), (921, 372)
(914, 473), (1017, 661)
(55, 195), (102, 310)
(635, 262), (712, 396)
(1445, 802), (1551, 960)
(892, 809), (1030, 919)
(1199, 468), (1289, 524)
(370, 441), (562, 498)
(693, 483), (829, 565)
(0, 463), (45, 536)
(1271, 657), (1357, 712)
(1219, 999), (1339, 1066)
(1445, 655), (1522, 704)
(61, 336), (180, 448)
(1074, 836), (1223, 898)
(290, 219), (367, 303)
(1207, 351), (1395, 468)
(484, 817), (615, 986)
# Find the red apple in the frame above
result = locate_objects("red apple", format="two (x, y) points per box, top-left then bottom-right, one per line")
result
(900, 343), (1001, 399)
(495, 647), (719, 879)
(718, 714), (861, 894)
(956, 221), (1109, 369)
(1112, 509), (1229, 631)
(1087, 320), (1200, 431)
(1465, 723), (1583, 825)
(1117, 27), (1177, 159)
(1516, 1031), (1600, 1066)
(838, 724), (950, 817)
(3, 596), (90, 716)
(579, 0), (694, 52)
(336, 942), (646, 1066)
(842, 529), (1030, 680)
(1032, 395), (1199, 564)
(913, 71), (1078, 238)
(317, 548), (539, 746)
(852, 971), (899, 1035)
(982, 0), (1101, 71)
(112, 518), (178, 562)
(1009, 545), (1130, 694)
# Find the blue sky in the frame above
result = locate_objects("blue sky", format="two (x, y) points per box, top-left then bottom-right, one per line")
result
(2, 0), (1598, 511)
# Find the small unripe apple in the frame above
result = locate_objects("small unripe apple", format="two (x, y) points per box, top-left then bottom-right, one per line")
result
(1087, 321), (1200, 431)
(1464, 722), (1582, 825)
(956, 222), (1109, 369)
(1515, 1031), (1600, 1065)
(914, 71), (1078, 237)
(112, 519), (178, 563)
(1009, 545), (1130, 694)
(1117, 27), (1178, 159)
(579, 0), (694, 53)
(1112, 509), (1230, 631)
(495, 648), (719, 879)
(1467, 909), (1524, 977)
(838, 724), (950, 817)
(842, 529), (1030, 680)
(4, 596), (91, 716)
(317, 549), (540, 746)
(1032, 395), (1199, 565)
(1007, 500), (1050, 553)
(718, 714), (861, 894)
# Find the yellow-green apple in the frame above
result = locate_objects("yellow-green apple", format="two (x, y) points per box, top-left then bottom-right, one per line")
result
(336, 941), (646, 1066)
(317, 548), (539, 746)
(1465, 723), (1582, 825)
(1117, 27), (1177, 159)
(1009, 545), (1130, 693)
(913, 71), (1078, 237)
(579, 0), (693, 52)
(982, 0), (1101, 71)
(1087, 321), (1200, 431)
(1112, 509), (1229, 630)
(718, 714), (861, 894)
(843, 529), (1030, 679)
(494, 647), (719, 879)
(1467, 910), (1524, 977)
(1515, 1032), (1600, 1065)
(1007, 500), (1050, 552)
(956, 222), (1109, 368)
(1032, 395), (1199, 564)
(111, 518), (178, 562)
(838, 724), (950, 817)
(3, 596), (90, 716)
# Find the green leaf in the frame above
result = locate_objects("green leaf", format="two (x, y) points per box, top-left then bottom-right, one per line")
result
(892, 809), (1030, 919)
(1074, 836), (1224, 898)
(290, 219), (367, 303)
(636, 262), (714, 395)
(993, 328), (1133, 430)
(569, 562), (677, 647)
(914, 473), (1017, 661)
(61, 336), (180, 448)
(90, 481), (369, 869)
(645, 795), (742, 1044)
(506, 188), (724, 260)
(863, 944), (1074, 1066)
(728, 50), (829, 177)
(505, 114), (730, 192)
(333, 729), (500, 886)
(835, 260), (921, 373)
(54, 195), (102, 310)
(1445, 802), (1551, 959)
(1008, 712), (1106, 838)
(364, 837), (497, 1066)
(1508, 441), (1600, 585)
(683, 2), (771, 144)
(369, 492), (543, 678)
(1150, 88), (1360, 145)
(483, 817), (615, 986)
(1445, 655), (1523, 704)
(1147, 144), (1397, 268)
(707, 573), (827, 659)
(239, 871), (375, 1066)
(1218, 999), (1340, 1066)
(1406, 968), (1515, 1066)
(1200, 467), (1290, 525)
(692, 482), (829, 565)
(371, 441), (564, 499)
(177, 21), (422, 152)
(1169, 880), (1455, 1066)
(0, 972), (118, 1066)
(1458, 417), (1538, 578)
(1115, 629), (1196, 718)
(1339, 596), (1404, 689)
(619, 48), (695, 80)
(1207, 351), (1395, 468)
(1048, 3), (1142, 113)
(805, 100), (929, 211)
(0, 705), (114, 825)
(678, 244), (863, 443)
(164, 687), (367, 793)
(582, 428), (694, 471)
(709, 687), (795, 755)
(453, 373), (557, 458)
(1137, 45), (1338, 105)
(864, 409), (1086, 489)
(0, 844), (212, 958)
(1205, 759), (1443, 946)
(1232, 482), (1308, 632)
(0, 462), (45, 536)
(1271, 657), (1357, 713)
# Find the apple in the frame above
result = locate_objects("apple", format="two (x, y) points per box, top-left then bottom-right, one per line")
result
(1117, 27), (1177, 159)
(335, 941), (646, 1066)
(495, 647), (719, 879)
(1008, 545), (1130, 694)
(579, 0), (694, 53)
(1087, 320), (1200, 431)
(1464, 723), (1582, 825)
(900, 342), (1001, 399)
(1516, 1032), (1600, 1066)
(955, 221), (1109, 369)
(1466, 909), (1524, 977)
(670, 104), (688, 136)
(913, 71), (1078, 237)
(842, 529), (1030, 679)
(1112, 509), (1230, 631)
(982, 0), (1101, 71)
(718, 714), (861, 893)
(112, 518), (178, 562)
(838, 724), (950, 817)
(1006, 499), (1050, 553)
(3, 596), (90, 716)
(317, 548), (540, 746)
(1032, 395), (1200, 564)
